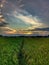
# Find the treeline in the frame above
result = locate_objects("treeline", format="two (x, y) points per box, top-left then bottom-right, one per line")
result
(0, 35), (49, 38)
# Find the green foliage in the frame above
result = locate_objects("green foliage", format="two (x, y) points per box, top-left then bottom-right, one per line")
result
(0, 37), (49, 65)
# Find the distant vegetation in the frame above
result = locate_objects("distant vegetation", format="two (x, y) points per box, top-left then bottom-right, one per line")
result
(0, 37), (49, 65)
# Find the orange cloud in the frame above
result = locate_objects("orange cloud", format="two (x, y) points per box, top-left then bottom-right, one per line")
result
(2, 27), (16, 34)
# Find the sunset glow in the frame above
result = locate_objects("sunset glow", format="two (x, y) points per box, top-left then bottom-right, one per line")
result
(0, 0), (49, 36)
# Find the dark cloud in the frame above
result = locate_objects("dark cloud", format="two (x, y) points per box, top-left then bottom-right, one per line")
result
(0, 22), (8, 27)
(22, 0), (49, 25)
(0, 0), (49, 35)
(2, 0), (49, 27)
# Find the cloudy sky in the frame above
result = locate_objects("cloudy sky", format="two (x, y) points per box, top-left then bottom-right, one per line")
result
(0, 0), (49, 35)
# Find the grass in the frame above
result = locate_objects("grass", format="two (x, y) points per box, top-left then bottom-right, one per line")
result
(0, 37), (49, 65)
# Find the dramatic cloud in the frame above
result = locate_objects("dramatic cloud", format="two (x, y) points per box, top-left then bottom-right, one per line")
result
(0, 0), (49, 35)
(23, 0), (49, 26)
(13, 10), (44, 29)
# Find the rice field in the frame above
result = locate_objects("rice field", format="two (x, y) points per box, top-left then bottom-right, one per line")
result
(0, 37), (49, 65)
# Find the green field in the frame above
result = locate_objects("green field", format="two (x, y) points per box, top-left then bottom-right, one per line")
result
(0, 37), (49, 65)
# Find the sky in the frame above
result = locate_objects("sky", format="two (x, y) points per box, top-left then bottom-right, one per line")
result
(0, 0), (49, 35)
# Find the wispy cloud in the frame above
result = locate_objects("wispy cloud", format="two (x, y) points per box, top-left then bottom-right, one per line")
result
(1, 0), (49, 35)
(12, 9), (45, 29)
(2, 27), (16, 34)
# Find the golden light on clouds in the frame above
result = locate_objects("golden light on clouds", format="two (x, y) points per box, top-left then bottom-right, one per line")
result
(14, 14), (44, 29)
(2, 27), (16, 34)
(15, 15), (38, 25)
(0, 14), (3, 18)
(0, 0), (6, 8)
(0, 4), (3, 8)
(5, 29), (16, 34)
(26, 32), (32, 35)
